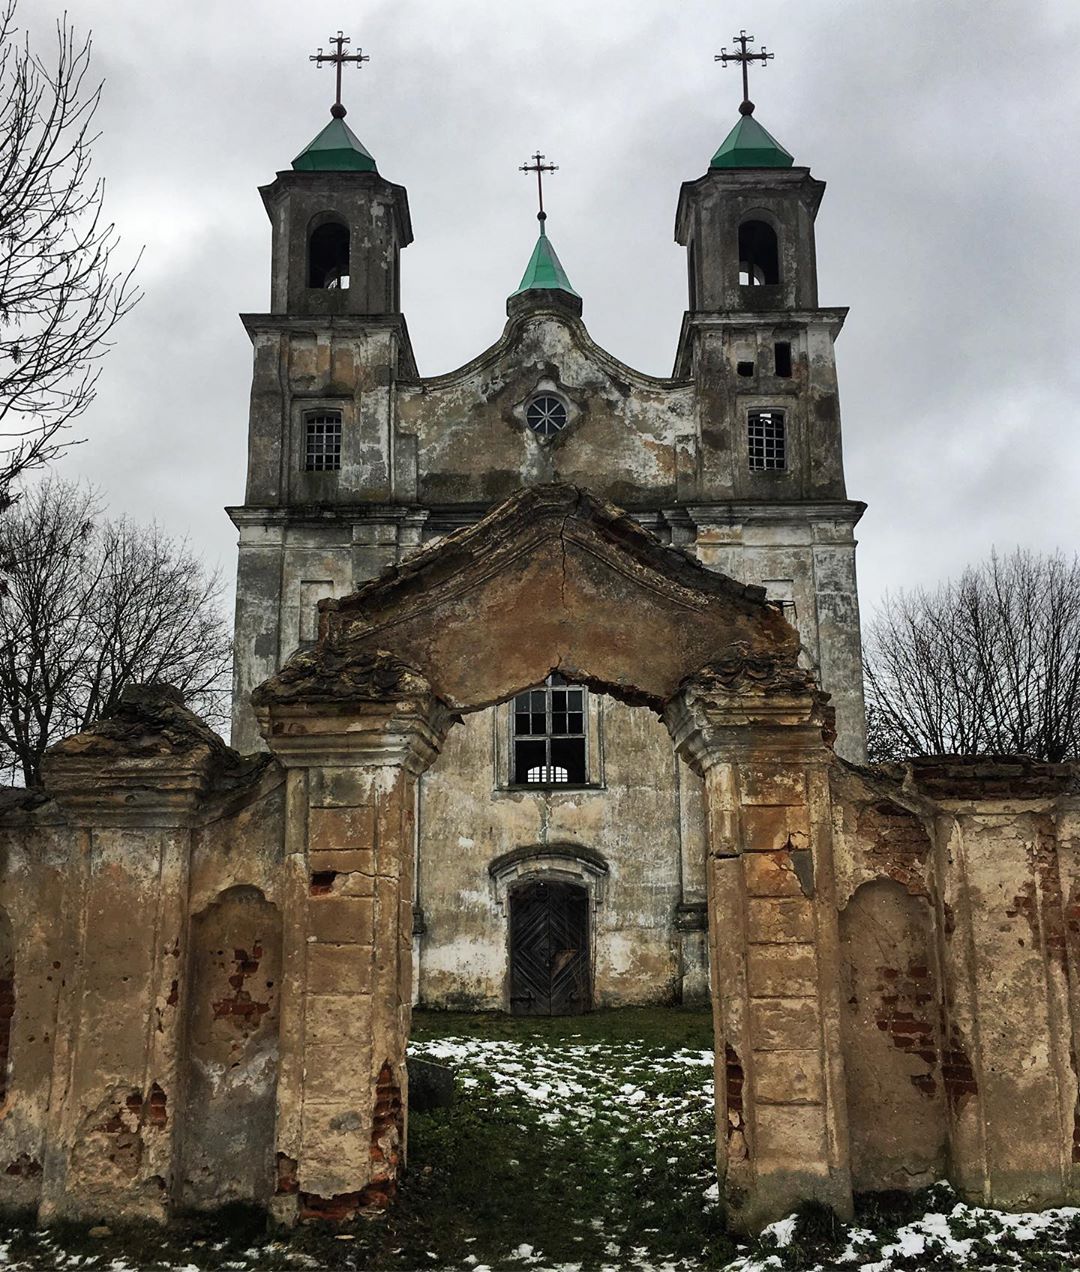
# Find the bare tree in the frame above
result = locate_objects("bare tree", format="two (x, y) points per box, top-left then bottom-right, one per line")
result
(0, 1), (139, 509)
(864, 549), (1080, 763)
(0, 479), (231, 786)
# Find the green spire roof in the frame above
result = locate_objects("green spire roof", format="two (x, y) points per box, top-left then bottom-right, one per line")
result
(292, 117), (377, 173)
(711, 112), (794, 169)
(511, 224), (579, 298)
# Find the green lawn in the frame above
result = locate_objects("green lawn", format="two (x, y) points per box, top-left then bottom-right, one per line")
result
(3, 1007), (1080, 1270)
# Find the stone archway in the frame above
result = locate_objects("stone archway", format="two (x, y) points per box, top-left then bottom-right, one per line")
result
(251, 483), (851, 1231)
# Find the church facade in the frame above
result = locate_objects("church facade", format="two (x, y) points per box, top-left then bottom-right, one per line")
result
(2, 54), (1080, 1237)
(228, 96), (866, 1014)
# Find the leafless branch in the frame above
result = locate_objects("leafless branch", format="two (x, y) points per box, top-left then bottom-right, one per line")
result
(0, 0), (140, 509)
(864, 549), (1080, 763)
(0, 478), (231, 785)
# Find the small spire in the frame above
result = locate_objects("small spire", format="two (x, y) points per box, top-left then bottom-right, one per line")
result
(295, 31), (377, 172)
(508, 151), (580, 314)
(512, 232), (579, 299)
(709, 31), (793, 169)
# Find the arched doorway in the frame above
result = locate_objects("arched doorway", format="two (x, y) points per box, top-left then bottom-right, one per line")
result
(509, 879), (591, 1016)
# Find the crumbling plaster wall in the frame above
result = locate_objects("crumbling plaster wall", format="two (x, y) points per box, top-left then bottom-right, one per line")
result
(831, 758), (1080, 1209)
(230, 305), (866, 761)
(6, 719), (1080, 1224)
(0, 798), (68, 1208)
(416, 698), (692, 1010)
(397, 313), (695, 509)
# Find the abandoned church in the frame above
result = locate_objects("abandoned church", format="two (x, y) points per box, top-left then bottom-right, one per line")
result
(2, 31), (1080, 1238)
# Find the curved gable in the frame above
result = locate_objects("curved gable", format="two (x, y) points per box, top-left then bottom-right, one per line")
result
(396, 309), (694, 508)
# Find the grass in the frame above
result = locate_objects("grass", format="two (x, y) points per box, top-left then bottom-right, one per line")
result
(2, 1008), (1080, 1269)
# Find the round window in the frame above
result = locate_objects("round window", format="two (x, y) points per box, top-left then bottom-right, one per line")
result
(525, 394), (569, 437)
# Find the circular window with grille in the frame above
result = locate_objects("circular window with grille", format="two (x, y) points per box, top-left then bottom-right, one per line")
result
(525, 394), (569, 438)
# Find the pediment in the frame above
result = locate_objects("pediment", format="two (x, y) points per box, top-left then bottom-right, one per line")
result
(397, 309), (694, 509)
(307, 485), (800, 713)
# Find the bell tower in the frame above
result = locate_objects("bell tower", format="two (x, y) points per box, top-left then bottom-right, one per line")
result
(229, 33), (421, 752)
(673, 32), (866, 756)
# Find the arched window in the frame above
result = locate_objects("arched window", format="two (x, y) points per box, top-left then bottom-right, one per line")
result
(308, 220), (350, 289)
(738, 220), (779, 286)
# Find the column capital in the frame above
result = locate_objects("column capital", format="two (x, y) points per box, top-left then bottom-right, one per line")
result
(665, 655), (835, 774)
(252, 645), (456, 771)
(41, 684), (226, 827)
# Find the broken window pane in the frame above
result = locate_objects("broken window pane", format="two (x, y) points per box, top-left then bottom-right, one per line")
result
(511, 674), (588, 785)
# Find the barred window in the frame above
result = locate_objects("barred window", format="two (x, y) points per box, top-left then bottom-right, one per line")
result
(304, 411), (342, 471)
(511, 673), (587, 785)
(748, 409), (786, 471)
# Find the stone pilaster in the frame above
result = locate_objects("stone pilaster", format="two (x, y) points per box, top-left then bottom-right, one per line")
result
(665, 657), (852, 1231)
(911, 760), (1080, 1208)
(253, 649), (452, 1222)
(36, 687), (219, 1222)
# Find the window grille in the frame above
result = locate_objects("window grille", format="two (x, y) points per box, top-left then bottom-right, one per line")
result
(748, 409), (786, 471)
(525, 394), (569, 437)
(511, 673), (587, 785)
(304, 411), (342, 471)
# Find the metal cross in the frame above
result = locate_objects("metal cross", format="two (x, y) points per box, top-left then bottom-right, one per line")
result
(715, 30), (774, 115)
(310, 31), (370, 119)
(520, 152), (558, 224)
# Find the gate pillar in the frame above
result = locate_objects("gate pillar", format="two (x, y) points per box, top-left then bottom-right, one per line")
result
(665, 658), (852, 1231)
(252, 651), (453, 1223)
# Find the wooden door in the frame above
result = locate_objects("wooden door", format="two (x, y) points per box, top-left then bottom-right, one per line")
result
(509, 880), (591, 1016)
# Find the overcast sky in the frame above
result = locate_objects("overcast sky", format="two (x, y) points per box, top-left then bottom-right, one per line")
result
(21, 0), (1080, 622)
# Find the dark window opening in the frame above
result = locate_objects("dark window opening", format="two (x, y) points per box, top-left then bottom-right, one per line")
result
(748, 409), (786, 471)
(512, 673), (587, 785)
(738, 220), (779, 286)
(737, 360), (755, 378)
(304, 411), (342, 471)
(308, 221), (350, 289)
(774, 342), (792, 378)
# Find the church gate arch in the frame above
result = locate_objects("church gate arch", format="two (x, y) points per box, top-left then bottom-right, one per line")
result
(251, 482), (850, 1232)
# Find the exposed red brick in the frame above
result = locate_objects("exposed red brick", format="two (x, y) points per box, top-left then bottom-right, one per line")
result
(855, 801), (931, 898)
(212, 944), (271, 1030)
(276, 1152), (299, 1195)
(146, 1082), (168, 1127)
(310, 870), (338, 896)
(940, 1025), (978, 1111)
(872, 959), (940, 1097)
(299, 1183), (394, 1222)
(369, 1060), (403, 1192)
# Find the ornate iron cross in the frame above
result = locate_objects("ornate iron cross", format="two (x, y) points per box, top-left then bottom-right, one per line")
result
(520, 152), (558, 224)
(310, 31), (370, 119)
(715, 30), (774, 115)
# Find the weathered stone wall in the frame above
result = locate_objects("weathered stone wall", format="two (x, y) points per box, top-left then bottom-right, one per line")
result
(0, 797), (68, 1209)
(7, 501), (1080, 1231)
(179, 885), (282, 1209)
(416, 698), (693, 1010)
(5, 705), (1080, 1229)
(839, 880), (946, 1190)
(229, 302), (866, 761)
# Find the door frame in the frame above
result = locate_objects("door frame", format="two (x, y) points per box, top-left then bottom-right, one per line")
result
(506, 875), (590, 1012)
